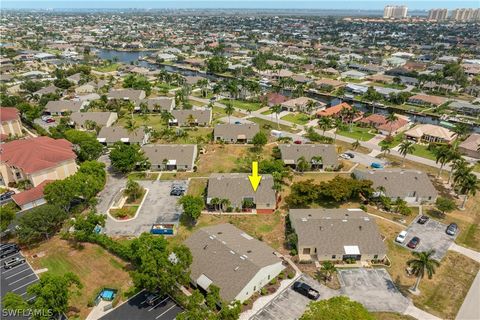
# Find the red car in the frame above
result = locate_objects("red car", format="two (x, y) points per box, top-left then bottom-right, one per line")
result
(407, 236), (420, 249)
(46, 118), (56, 123)
(294, 140), (302, 144)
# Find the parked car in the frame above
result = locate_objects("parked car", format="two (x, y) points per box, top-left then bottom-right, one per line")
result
(0, 243), (20, 258)
(417, 215), (429, 224)
(340, 153), (350, 160)
(4, 257), (26, 269)
(407, 236), (420, 249)
(345, 152), (355, 158)
(446, 223), (458, 236)
(294, 140), (302, 144)
(395, 230), (408, 243)
(145, 293), (160, 306)
(0, 190), (15, 202)
(170, 189), (184, 196)
(293, 281), (320, 300)
(370, 162), (384, 169)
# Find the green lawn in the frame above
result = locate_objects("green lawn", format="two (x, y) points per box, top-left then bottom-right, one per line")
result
(337, 125), (375, 141)
(473, 162), (480, 173)
(157, 82), (178, 91)
(219, 99), (262, 111)
(117, 115), (166, 131)
(261, 109), (273, 115)
(188, 99), (206, 107)
(379, 133), (404, 148)
(411, 144), (436, 160)
(94, 63), (120, 72)
(281, 113), (311, 125)
(249, 117), (300, 134)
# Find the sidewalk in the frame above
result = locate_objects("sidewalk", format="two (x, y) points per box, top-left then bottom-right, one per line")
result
(456, 271), (480, 320)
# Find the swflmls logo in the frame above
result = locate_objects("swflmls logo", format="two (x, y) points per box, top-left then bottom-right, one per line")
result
(1, 308), (54, 317)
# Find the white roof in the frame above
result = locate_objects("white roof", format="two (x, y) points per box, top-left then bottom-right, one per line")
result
(344, 245), (360, 255)
(196, 274), (213, 290)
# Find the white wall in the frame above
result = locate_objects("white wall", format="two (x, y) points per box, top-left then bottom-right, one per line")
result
(234, 262), (285, 303)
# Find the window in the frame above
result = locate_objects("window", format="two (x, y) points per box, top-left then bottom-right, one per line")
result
(303, 248), (311, 254)
(374, 255), (378, 259)
(15, 172), (22, 179)
(268, 275), (270, 280)
(254, 286), (256, 291)
(332, 255), (336, 259)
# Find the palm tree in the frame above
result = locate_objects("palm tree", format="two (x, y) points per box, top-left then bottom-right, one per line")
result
(434, 145), (452, 178)
(398, 140), (415, 165)
(186, 114), (196, 127)
(305, 99), (317, 114)
(124, 118), (138, 133)
(449, 157), (467, 185)
(457, 172), (479, 210)
(160, 111), (174, 126)
(351, 140), (361, 150)
(317, 116), (333, 135)
(386, 113), (398, 136)
(219, 199), (231, 212)
(381, 144), (391, 157)
(452, 161), (473, 189)
(311, 156), (323, 170)
(225, 102), (235, 124)
(407, 250), (440, 293)
(270, 104), (283, 129)
(320, 261), (337, 282)
(210, 197), (220, 211)
(296, 156), (310, 172)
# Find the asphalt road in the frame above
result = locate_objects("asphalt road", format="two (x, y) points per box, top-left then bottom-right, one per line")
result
(100, 290), (182, 320)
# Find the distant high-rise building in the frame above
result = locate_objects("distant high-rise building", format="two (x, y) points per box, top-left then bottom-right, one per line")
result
(427, 9), (448, 22)
(383, 5), (408, 19)
(451, 8), (479, 21)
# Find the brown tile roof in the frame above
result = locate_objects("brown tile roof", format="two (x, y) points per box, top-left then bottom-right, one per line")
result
(12, 180), (51, 206)
(316, 102), (351, 117)
(0, 137), (76, 174)
(0, 107), (20, 122)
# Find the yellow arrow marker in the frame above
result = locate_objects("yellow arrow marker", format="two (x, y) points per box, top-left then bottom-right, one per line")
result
(248, 161), (262, 192)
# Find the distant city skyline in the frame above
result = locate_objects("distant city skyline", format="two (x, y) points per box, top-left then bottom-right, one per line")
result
(2, 0), (479, 10)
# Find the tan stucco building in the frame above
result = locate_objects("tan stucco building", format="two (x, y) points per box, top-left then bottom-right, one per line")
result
(0, 107), (23, 139)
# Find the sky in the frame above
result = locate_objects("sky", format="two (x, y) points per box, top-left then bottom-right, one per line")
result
(1, 0), (478, 10)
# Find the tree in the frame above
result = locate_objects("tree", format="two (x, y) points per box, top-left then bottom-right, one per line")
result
(27, 272), (82, 319)
(381, 144), (391, 157)
(407, 250), (440, 293)
(296, 156), (310, 172)
(320, 261), (336, 282)
(435, 197), (456, 215)
(130, 233), (192, 294)
(398, 140), (415, 165)
(386, 113), (398, 136)
(300, 296), (374, 320)
(43, 178), (78, 212)
(124, 178), (143, 202)
(178, 195), (204, 224)
(64, 129), (103, 162)
(270, 104), (283, 129)
(317, 116), (333, 135)
(224, 102), (234, 123)
(16, 205), (68, 244)
(351, 140), (361, 150)
(434, 145), (452, 178)
(457, 173), (479, 210)
(2, 292), (29, 312)
(207, 56), (228, 73)
(0, 203), (17, 232)
(109, 142), (148, 173)
(252, 131), (268, 150)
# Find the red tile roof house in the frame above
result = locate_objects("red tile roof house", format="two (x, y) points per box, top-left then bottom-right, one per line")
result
(259, 92), (288, 107)
(359, 114), (409, 135)
(1, 107), (23, 140)
(0, 136), (77, 189)
(12, 180), (51, 211)
(316, 102), (363, 123)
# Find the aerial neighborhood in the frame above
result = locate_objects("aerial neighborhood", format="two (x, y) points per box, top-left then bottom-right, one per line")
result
(1, 3), (480, 320)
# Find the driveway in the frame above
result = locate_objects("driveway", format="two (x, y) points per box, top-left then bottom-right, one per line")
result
(104, 180), (187, 237)
(96, 155), (127, 215)
(400, 215), (457, 261)
(344, 150), (387, 168)
(251, 275), (338, 320)
(338, 268), (410, 313)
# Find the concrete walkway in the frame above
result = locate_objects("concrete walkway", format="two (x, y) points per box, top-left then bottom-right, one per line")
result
(404, 304), (441, 320)
(456, 271), (480, 320)
(449, 243), (480, 263)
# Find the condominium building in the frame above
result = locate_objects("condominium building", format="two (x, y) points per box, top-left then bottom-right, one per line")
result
(451, 8), (480, 21)
(383, 5), (408, 19)
(428, 9), (448, 22)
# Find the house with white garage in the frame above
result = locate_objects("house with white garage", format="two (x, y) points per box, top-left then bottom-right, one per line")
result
(70, 112), (118, 130)
(290, 208), (386, 263)
(214, 123), (259, 143)
(97, 126), (149, 146)
(142, 144), (197, 171)
(184, 223), (285, 303)
(170, 109), (212, 126)
(278, 144), (338, 170)
(45, 100), (87, 116)
(353, 169), (438, 204)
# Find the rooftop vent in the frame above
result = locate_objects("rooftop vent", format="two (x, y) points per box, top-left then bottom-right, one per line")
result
(359, 226), (362, 231)
(230, 250), (235, 255)
(203, 245), (208, 250)
(234, 266), (240, 271)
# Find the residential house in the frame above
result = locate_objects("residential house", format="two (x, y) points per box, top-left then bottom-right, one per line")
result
(280, 97), (321, 113)
(341, 70), (366, 80)
(278, 144), (338, 170)
(448, 101), (480, 116)
(140, 97), (175, 112)
(404, 124), (457, 143)
(359, 114), (409, 135)
(97, 126), (149, 146)
(458, 133), (480, 159)
(142, 144), (198, 171)
(316, 102), (363, 122)
(0, 136), (77, 187)
(44, 100), (86, 116)
(1, 107), (23, 139)
(33, 85), (61, 97)
(353, 169), (438, 204)
(290, 208), (386, 263)
(214, 123), (259, 143)
(314, 78), (345, 91)
(184, 224), (284, 303)
(107, 89), (146, 105)
(170, 109), (212, 127)
(259, 93), (288, 107)
(11, 180), (50, 211)
(207, 173), (276, 213)
(75, 80), (107, 94)
(70, 112), (118, 130)
(408, 94), (447, 107)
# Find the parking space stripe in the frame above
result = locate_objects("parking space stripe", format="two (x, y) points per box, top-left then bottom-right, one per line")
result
(4, 266), (30, 279)
(12, 278), (38, 292)
(148, 297), (169, 311)
(155, 304), (176, 319)
(9, 274), (37, 285)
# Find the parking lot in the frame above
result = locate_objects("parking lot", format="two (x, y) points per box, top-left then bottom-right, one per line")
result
(251, 275), (338, 320)
(338, 268), (410, 313)
(1, 251), (38, 305)
(399, 214), (457, 260)
(344, 150), (387, 168)
(100, 290), (182, 320)
(104, 180), (187, 236)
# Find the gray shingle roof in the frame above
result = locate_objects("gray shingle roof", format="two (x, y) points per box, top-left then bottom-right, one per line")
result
(290, 208), (386, 257)
(142, 144), (197, 167)
(184, 223), (283, 302)
(353, 169), (438, 200)
(214, 123), (259, 141)
(45, 100), (83, 113)
(171, 109), (212, 125)
(140, 97), (174, 111)
(97, 126), (146, 144)
(207, 173), (275, 208)
(278, 144), (338, 167)
(70, 112), (116, 127)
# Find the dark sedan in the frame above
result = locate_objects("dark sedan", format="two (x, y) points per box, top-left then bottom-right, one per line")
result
(446, 223), (458, 236)
(407, 236), (420, 249)
(417, 215), (429, 224)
